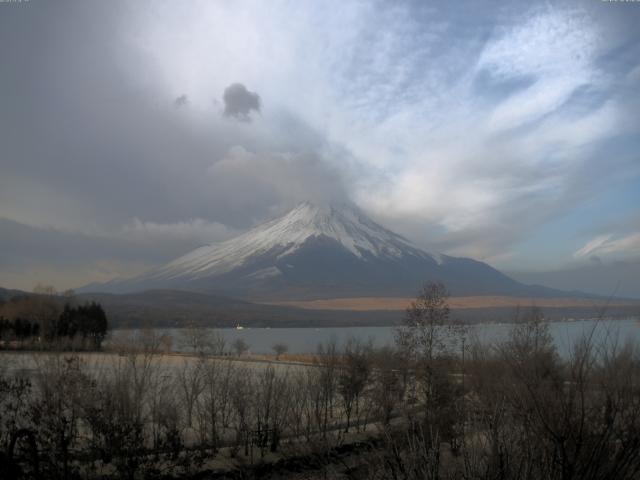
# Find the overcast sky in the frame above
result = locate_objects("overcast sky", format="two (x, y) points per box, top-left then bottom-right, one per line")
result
(1, 0), (639, 296)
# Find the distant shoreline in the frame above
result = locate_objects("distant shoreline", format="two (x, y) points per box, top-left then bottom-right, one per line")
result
(262, 295), (640, 311)
(108, 315), (639, 330)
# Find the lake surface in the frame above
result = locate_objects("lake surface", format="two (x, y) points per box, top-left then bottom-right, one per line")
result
(115, 318), (640, 356)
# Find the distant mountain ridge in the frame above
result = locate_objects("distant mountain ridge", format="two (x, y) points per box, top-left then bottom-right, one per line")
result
(81, 202), (565, 299)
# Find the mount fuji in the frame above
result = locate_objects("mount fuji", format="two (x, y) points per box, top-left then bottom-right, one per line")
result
(84, 202), (557, 299)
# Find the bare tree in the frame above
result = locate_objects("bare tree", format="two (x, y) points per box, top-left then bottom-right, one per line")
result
(371, 348), (404, 426)
(313, 340), (340, 440)
(30, 355), (93, 478)
(179, 322), (220, 355)
(287, 371), (311, 439)
(253, 365), (290, 456)
(230, 367), (253, 456)
(272, 342), (288, 359)
(338, 338), (372, 432)
(395, 282), (466, 432)
(232, 338), (249, 357)
(177, 358), (205, 428)
(196, 358), (235, 451)
(395, 282), (459, 362)
(210, 329), (226, 356)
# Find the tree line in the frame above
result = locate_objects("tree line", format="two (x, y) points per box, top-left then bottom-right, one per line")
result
(0, 288), (108, 350)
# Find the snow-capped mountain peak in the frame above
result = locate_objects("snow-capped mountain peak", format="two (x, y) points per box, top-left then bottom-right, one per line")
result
(253, 201), (419, 258)
(148, 201), (435, 282)
(83, 201), (536, 299)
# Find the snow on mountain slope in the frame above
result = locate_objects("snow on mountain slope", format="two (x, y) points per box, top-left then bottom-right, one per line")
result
(145, 202), (439, 282)
(83, 202), (559, 299)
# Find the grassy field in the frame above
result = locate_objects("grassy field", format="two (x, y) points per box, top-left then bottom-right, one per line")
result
(264, 295), (640, 311)
(0, 350), (316, 378)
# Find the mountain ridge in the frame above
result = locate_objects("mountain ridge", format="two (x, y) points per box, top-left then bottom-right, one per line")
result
(80, 202), (568, 300)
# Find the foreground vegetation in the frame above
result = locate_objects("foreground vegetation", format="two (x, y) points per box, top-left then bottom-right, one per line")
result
(1, 283), (640, 479)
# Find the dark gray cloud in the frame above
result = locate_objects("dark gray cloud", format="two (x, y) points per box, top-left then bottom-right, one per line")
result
(0, 218), (150, 268)
(0, 217), (153, 290)
(222, 83), (261, 121)
(174, 94), (189, 107)
(0, 215), (240, 290)
(0, 217), (236, 271)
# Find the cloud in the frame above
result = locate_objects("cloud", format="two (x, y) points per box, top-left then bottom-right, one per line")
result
(0, 216), (240, 290)
(510, 259), (640, 299)
(120, 217), (238, 248)
(222, 83), (261, 121)
(478, 8), (600, 131)
(348, 5), (639, 262)
(574, 234), (614, 259)
(173, 94), (188, 107)
(575, 232), (640, 261)
(206, 146), (348, 217)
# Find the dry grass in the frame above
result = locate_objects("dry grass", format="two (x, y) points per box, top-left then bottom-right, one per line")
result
(239, 352), (319, 364)
(0, 350), (315, 377)
(262, 295), (640, 311)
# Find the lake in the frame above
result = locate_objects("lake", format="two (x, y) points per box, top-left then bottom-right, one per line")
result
(115, 317), (640, 356)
